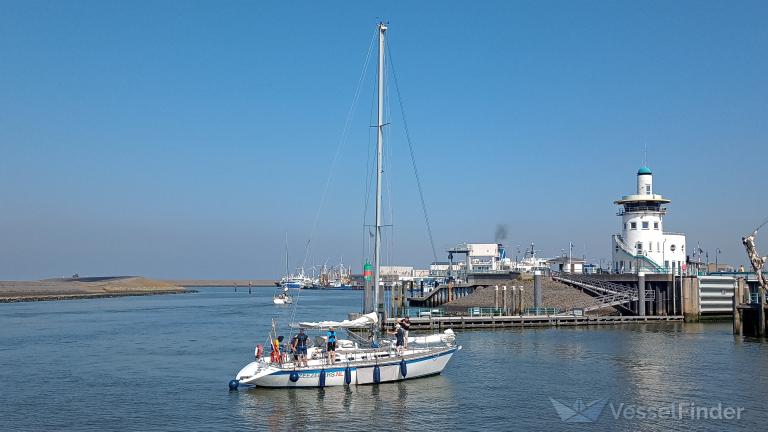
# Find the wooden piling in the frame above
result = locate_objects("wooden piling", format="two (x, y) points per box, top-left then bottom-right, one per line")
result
(733, 278), (744, 335)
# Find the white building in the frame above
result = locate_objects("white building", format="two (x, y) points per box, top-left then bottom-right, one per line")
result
(466, 243), (501, 272)
(380, 266), (415, 279)
(547, 256), (585, 274)
(611, 166), (686, 274)
(429, 262), (463, 277)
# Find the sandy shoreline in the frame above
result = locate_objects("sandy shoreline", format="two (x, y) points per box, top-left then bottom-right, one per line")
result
(0, 276), (191, 303)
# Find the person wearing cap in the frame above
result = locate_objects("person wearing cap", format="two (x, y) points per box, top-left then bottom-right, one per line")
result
(292, 328), (309, 367)
(326, 326), (337, 364)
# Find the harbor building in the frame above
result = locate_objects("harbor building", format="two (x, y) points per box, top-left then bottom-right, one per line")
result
(611, 167), (686, 274)
(428, 262), (463, 277)
(547, 256), (586, 274)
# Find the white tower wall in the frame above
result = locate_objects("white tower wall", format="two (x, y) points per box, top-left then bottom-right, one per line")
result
(637, 173), (653, 195)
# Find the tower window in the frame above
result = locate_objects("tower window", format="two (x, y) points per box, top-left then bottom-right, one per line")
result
(636, 242), (642, 251)
(646, 185), (651, 194)
(642, 222), (649, 230)
(630, 222), (637, 230)
(654, 222), (659, 230)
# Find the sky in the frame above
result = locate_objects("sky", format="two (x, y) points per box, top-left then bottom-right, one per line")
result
(1, 0), (767, 280)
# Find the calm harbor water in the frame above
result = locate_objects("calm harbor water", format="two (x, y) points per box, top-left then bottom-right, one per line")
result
(1, 288), (766, 431)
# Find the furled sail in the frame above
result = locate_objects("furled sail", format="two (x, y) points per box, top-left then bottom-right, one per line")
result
(408, 329), (455, 344)
(298, 312), (379, 329)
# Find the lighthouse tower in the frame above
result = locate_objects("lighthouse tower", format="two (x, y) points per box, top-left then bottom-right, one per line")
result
(611, 167), (686, 274)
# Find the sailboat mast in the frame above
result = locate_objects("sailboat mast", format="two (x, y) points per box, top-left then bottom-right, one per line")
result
(372, 22), (387, 316)
(285, 232), (289, 277)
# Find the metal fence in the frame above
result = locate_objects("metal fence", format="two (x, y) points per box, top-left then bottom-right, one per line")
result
(467, 307), (507, 317)
(402, 307), (445, 318)
(523, 307), (561, 316)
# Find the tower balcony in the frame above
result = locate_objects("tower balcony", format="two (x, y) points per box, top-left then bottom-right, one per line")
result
(617, 206), (667, 216)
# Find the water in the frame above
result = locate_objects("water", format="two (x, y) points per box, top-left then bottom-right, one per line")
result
(1, 288), (766, 431)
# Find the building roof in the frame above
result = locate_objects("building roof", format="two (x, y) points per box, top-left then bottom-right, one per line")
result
(637, 166), (653, 175)
(546, 256), (586, 264)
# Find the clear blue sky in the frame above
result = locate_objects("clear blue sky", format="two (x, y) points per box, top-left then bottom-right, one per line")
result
(1, 1), (766, 280)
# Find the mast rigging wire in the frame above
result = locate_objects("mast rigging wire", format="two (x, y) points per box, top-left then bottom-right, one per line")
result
(386, 43), (439, 264)
(753, 214), (768, 235)
(281, 27), (378, 335)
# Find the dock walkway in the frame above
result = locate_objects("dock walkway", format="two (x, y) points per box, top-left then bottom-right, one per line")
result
(385, 314), (683, 330)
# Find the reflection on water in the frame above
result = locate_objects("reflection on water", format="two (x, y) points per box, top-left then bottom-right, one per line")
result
(1, 288), (766, 431)
(237, 375), (454, 431)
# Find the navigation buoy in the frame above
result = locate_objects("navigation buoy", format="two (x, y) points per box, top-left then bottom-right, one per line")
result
(319, 370), (326, 388)
(373, 365), (381, 384)
(289, 371), (300, 382)
(344, 367), (352, 385)
(228, 379), (239, 390)
(399, 359), (407, 377)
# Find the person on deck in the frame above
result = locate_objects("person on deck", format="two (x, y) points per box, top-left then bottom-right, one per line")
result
(326, 327), (337, 364)
(292, 328), (309, 367)
(387, 324), (405, 355)
(270, 336), (281, 364)
(289, 335), (298, 363)
(276, 335), (286, 363)
(398, 317), (411, 349)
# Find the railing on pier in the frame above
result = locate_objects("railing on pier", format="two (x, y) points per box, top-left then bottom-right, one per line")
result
(523, 307), (561, 316)
(553, 271), (654, 312)
(407, 284), (477, 308)
(467, 307), (506, 317)
(402, 307), (445, 318)
(749, 293), (767, 305)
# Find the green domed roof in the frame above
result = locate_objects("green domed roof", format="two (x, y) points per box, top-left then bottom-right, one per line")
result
(637, 166), (652, 175)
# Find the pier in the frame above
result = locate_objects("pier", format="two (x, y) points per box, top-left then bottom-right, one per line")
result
(731, 273), (768, 337)
(385, 314), (683, 330)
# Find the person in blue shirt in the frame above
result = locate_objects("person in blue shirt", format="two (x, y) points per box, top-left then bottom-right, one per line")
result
(326, 326), (337, 364)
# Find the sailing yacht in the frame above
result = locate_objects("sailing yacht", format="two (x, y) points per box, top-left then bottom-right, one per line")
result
(232, 313), (458, 388)
(230, 23), (459, 389)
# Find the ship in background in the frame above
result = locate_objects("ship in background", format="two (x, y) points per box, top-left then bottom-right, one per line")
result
(306, 260), (353, 290)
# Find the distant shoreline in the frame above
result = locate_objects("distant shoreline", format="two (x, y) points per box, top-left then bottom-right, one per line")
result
(0, 289), (196, 304)
(164, 279), (276, 287)
(0, 276), (192, 303)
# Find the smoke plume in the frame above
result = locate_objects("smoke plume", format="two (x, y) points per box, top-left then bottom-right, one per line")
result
(495, 224), (508, 243)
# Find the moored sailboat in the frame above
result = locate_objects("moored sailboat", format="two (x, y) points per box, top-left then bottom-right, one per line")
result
(230, 22), (459, 389)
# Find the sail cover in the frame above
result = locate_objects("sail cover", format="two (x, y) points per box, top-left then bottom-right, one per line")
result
(298, 312), (379, 329)
(409, 329), (455, 344)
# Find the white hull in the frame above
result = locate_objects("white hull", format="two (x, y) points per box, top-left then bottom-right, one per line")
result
(235, 346), (458, 388)
(273, 296), (293, 305)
